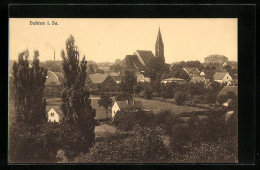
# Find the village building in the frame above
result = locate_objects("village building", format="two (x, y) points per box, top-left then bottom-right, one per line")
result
(135, 72), (151, 83)
(89, 73), (109, 85)
(47, 108), (61, 123)
(112, 99), (143, 118)
(161, 77), (187, 84)
(88, 73), (121, 87)
(189, 76), (209, 85)
(183, 67), (200, 78)
(213, 72), (233, 83)
(120, 28), (165, 71)
(204, 54), (228, 64)
(218, 86), (238, 97)
(227, 79), (238, 86)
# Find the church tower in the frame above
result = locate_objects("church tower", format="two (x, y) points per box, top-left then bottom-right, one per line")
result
(155, 27), (165, 62)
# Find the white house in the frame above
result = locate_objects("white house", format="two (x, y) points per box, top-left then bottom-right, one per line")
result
(213, 72), (232, 83)
(47, 108), (60, 123)
(112, 100), (143, 118)
(137, 74), (151, 83)
(200, 71), (205, 77)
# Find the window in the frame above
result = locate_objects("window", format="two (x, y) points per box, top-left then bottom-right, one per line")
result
(51, 112), (54, 116)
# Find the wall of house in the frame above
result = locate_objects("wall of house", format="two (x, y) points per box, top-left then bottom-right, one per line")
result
(222, 73), (233, 83)
(112, 102), (120, 118)
(48, 112), (59, 122)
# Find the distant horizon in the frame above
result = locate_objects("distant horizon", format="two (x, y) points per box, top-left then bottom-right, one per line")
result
(9, 18), (238, 63)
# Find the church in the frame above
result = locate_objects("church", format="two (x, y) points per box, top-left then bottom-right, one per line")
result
(120, 28), (165, 71)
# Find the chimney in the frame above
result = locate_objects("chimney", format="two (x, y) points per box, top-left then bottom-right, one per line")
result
(126, 100), (128, 105)
(133, 100), (135, 105)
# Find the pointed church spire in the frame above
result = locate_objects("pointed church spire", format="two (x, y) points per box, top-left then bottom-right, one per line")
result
(155, 27), (165, 62)
(156, 27), (163, 44)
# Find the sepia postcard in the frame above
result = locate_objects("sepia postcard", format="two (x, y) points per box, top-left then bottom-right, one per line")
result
(8, 18), (238, 164)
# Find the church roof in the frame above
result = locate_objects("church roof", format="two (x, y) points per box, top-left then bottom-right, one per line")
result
(135, 50), (155, 65)
(120, 55), (145, 70)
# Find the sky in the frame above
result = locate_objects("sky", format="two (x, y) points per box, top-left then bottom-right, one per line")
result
(9, 18), (237, 63)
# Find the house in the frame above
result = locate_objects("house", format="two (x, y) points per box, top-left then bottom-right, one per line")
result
(227, 79), (238, 86)
(183, 67), (200, 78)
(204, 54), (228, 64)
(161, 77), (187, 84)
(47, 108), (60, 123)
(189, 76), (209, 85)
(136, 72), (151, 83)
(213, 72), (232, 83)
(103, 75), (120, 87)
(218, 86), (238, 97)
(112, 99), (143, 118)
(89, 73), (109, 85)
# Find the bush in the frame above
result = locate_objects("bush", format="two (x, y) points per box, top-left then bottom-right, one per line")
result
(74, 126), (170, 163)
(140, 87), (153, 100)
(113, 105), (154, 131)
(174, 92), (186, 105)
(217, 95), (228, 104)
(149, 110), (182, 136)
(115, 92), (132, 101)
(9, 122), (94, 163)
(205, 92), (217, 104)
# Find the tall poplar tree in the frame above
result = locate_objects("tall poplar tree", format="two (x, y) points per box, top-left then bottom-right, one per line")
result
(61, 35), (96, 150)
(12, 50), (47, 126)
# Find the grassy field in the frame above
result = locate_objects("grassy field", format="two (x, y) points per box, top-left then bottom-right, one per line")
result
(134, 97), (206, 114)
(46, 97), (112, 120)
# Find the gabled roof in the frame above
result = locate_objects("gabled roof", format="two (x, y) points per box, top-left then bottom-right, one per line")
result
(183, 67), (200, 75)
(111, 76), (122, 82)
(135, 50), (155, 65)
(89, 73), (109, 84)
(213, 72), (230, 80)
(115, 100), (143, 110)
(218, 86), (238, 96)
(190, 76), (207, 83)
(120, 55), (145, 70)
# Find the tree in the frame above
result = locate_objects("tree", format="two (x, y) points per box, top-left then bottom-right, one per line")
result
(98, 93), (113, 120)
(87, 64), (95, 74)
(133, 83), (144, 96)
(174, 91), (187, 105)
(144, 57), (170, 82)
(120, 69), (137, 94)
(61, 35), (96, 151)
(109, 63), (123, 73)
(12, 50), (47, 126)
(223, 64), (232, 73)
(115, 92), (133, 101)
